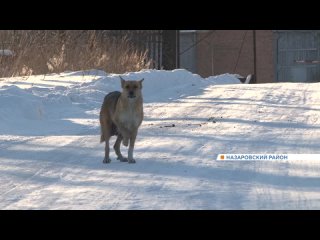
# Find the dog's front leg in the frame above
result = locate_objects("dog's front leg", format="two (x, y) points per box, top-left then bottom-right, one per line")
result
(128, 131), (137, 163)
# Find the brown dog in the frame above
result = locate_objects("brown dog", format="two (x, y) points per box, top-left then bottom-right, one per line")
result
(99, 76), (144, 163)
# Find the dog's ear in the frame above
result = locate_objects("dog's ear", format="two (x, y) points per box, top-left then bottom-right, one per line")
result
(139, 78), (144, 89)
(119, 76), (125, 88)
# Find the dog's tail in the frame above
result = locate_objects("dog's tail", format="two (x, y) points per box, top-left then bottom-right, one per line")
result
(100, 117), (105, 143)
(100, 123), (106, 143)
(100, 132), (105, 143)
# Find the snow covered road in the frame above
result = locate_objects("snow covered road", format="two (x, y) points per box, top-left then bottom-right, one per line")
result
(0, 70), (320, 209)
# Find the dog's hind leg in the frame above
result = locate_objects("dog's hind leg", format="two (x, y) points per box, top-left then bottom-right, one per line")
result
(114, 135), (128, 162)
(128, 131), (137, 164)
(103, 133), (112, 164)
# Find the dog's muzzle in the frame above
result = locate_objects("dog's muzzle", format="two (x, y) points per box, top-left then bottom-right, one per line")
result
(128, 92), (136, 98)
(128, 91), (136, 98)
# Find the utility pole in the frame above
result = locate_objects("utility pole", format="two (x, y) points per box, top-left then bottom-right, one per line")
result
(253, 30), (257, 83)
(211, 34), (214, 76)
(176, 30), (180, 68)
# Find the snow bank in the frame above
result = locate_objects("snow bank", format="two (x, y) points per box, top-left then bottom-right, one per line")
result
(79, 69), (241, 102)
(0, 69), (241, 135)
(0, 85), (45, 121)
(206, 73), (244, 84)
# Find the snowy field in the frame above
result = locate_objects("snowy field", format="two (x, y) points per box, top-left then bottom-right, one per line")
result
(0, 69), (320, 209)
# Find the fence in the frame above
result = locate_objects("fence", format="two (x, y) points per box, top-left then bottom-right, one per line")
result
(101, 30), (179, 70)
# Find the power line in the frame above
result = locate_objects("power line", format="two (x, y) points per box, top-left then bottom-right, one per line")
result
(179, 30), (215, 56)
(233, 30), (248, 73)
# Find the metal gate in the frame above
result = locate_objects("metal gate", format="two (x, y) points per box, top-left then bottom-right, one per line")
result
(179, 30), (196, 73)
(276, 31), (320, 82)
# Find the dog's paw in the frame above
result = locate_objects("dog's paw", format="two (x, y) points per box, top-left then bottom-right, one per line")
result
(117, 156), (128, 162)
(122, 138), (129, 147)
(103, 157), (111, 164)
(128, 158), (136, 164)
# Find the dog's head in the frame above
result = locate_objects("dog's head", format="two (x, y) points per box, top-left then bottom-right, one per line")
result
(120, 76), (144, 99)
